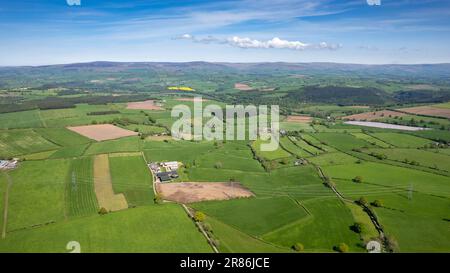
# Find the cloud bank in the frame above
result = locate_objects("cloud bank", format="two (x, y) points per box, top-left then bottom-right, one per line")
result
(176, 34), (342, 51)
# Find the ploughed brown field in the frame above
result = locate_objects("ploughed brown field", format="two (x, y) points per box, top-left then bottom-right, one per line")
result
(156, 182), (254, 203)
(67, 124), (138, 141)
(286, 115), (312, 123)
(234, 83), (253, 91)
(175, 97), (210, 102)
(343, 110), (406, 121)
(396, 106), (450, 119)
(126, 100), (164, 110)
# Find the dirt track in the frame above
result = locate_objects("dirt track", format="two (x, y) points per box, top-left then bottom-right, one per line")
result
(68, 124), (138, 141)
(157, 182), (254, 203)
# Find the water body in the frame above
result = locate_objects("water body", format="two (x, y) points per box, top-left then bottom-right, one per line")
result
(344, 121), (430, 131)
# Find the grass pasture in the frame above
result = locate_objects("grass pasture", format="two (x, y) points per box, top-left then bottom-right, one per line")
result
(308, 152), (359, 166)
(280, 122), (314, 132)
(369, 133), (432, 148)
(34, 128), (91, 146)
(364, 148), (450, 172)
(0, 204), (212, 253)
(251, 139), (291, 161)
(262, 197), (362, 252)
(66, 157), (98, 217)
(351, 133), (391, 148)
(0, 129), (60, 158)
(205, 216), (290, 253)
(0, 110), (44, 129)
(143, 141), (215, 163)
(313, 132), (374, 151)
(85, 137), (142, 155)
(279, 137), (309, 158)
(6, 159), (70, 231)
(289, 136), (323, 155)
(109, 155), (154, 206)
(323, 162), (450, 198)
(49, 143), (90, 159)
(192, 197), (309, 237)
(371, 192), (450, 252)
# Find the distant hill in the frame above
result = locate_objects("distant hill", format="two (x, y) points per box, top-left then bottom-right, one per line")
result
(2, 61), (450, 77)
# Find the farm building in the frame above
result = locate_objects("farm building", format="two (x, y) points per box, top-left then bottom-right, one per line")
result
(148, 163), (160, 173)
(0, 159), (18, 170)
(156, 171), (179, 182)
(161, 161), (179, 170)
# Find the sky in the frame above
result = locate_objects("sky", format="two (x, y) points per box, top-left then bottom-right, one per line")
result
(0, 0), (450, 66)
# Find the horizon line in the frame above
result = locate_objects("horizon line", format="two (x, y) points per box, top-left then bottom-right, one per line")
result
(2, 60), (450, 68)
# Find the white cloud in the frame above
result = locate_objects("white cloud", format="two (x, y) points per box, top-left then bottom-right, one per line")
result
(367, 0), (381, 6)
(176, 34), (341, 51)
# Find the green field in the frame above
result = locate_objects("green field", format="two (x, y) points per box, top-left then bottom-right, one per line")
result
(280, 122), (314, 132)
(0, 129), (60, 158)
(313, 132), (374, 151)
(364, 148), (450, 172)
(289, 136), (323, 155)
(49, 143), (90, 159)
(0, 173), (6, 233)
(369, 133), (432, 148)
(109, 155), (154, 206)
(192, 197), (309, 237)
(34, 128), (91, 146)
(0, 110), (44, 129)
(0, 204), (212, 253)
(66, 157), (98, 217)
(323, 162), (450, 197)
(123, 124), (167, 135)
(251, 139), (291, 160)
(371, 193), (450, 252)
(6, 159), (71, 231)
(351, 133), (391, 148)
(262, 198), (362, 252)
(279, 137), (309, 157)
(308, 152), (359, 166)
(85, 137), (142, 155)
(205, 216), (290, 253)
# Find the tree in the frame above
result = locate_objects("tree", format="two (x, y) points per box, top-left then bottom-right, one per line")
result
(293, 243), (304, 252)
(358, 196), (368, 205)
(336, 243), (349, 253)
(385, 235), (399, 252)
(154, 194), (163, 204)
(280, 158), (289, 165)
(351, 222), (364, 234)
(352, 176), (363, 183)
(371, 199), (383, 207)
(194, 211), (206, 222)
(98, 207), (108, 215)
(214, 161), (223, 169)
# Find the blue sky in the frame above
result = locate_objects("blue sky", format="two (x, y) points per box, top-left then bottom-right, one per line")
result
(1, 0), (450, 65)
